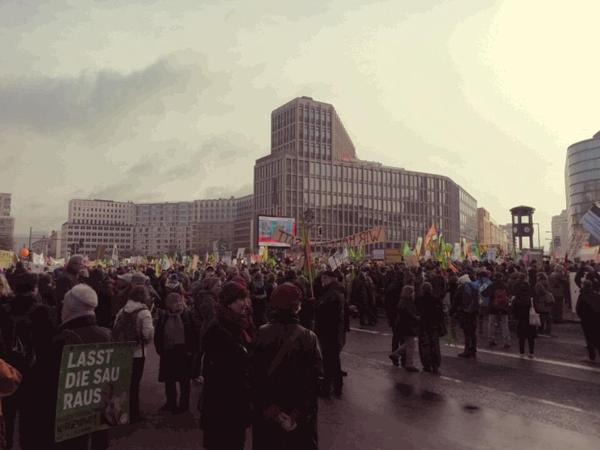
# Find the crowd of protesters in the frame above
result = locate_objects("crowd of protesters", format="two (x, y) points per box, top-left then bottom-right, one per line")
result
(0, 254), (599, 449)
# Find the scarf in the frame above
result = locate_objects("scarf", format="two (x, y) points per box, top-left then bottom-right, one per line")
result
(216, 304), (252, 344)
(163, 312), (185, 350)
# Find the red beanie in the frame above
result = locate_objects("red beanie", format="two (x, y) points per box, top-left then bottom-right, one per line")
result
(269, 282), (303, 310)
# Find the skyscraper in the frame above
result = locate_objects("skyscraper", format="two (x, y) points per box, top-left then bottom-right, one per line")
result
(254, 97), (477, 250)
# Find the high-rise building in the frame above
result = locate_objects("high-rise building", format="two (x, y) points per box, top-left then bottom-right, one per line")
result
(254, 97), (477, 250)
(0, 193), (15, 251)
(233, 194), (254, 254)
(565, 131), (600, 249)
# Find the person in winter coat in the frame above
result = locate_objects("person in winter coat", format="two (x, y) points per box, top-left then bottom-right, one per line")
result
(455, 274), (479, 358)
(32, 284), (112, 450)
(112, 285), (154, 422)
(351, 269), (375, 326)
(315, 271), (345, 397)
(201, 282), (252, 450)
(0, 358), (20, 450)
(0, 272), (55, 450)
(576, 280), (600, 362)
(252, 283), (323, 450)
(416, 282), (445, 374)
(534, 273), (555, 336)
(384, 272), (404, 364)
(483, 274), (511, 349)
(512, 275), (537, 358)
(249, 272), (268, 328)
(389, 285), (420, 372)
(154, 293), (198, 414)
(189, 277), (220, 382)
(54, 255), (84, 313)
(549, 268), (567, 323)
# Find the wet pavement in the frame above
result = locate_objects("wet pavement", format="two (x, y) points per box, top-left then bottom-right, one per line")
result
(107, 319), (600, 450)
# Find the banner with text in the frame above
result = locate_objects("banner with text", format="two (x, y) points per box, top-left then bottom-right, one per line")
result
(55, 342), (134, 443)
(321, 226), (385, 249)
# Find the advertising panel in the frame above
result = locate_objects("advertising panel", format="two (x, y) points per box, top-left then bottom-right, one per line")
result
(257, 216), (296, 247)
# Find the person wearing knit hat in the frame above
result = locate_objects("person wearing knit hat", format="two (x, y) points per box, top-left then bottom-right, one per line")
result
(252, 288), (322, 449)
(269, 282), (303, 311)
(61, 284), (98, 324)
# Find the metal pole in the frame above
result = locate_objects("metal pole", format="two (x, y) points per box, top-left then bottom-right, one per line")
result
(28, 226), (32, 250)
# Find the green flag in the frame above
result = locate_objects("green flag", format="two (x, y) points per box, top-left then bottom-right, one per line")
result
(402, 241), (411, 256)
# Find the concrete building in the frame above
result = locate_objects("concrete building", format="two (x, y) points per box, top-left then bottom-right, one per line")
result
(0, 193), (15, 251)
(254, 97), (478, 250)
(233, 194), (254, 254)
(191, 198), (238, 255)
(477, 208), (509, 252)
(551, 210), (568, 258)
(61, 199), (136, 258)
(565, 131), (600, 249)
(133, 202), (193, 256)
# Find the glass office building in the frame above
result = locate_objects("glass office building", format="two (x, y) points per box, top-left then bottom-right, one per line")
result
(254, 97), (478, 250)
(566, 131), (600, 247)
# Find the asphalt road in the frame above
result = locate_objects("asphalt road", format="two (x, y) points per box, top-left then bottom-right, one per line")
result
(108, 320), (600, 450)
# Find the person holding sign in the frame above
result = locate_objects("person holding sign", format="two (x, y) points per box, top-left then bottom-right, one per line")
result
(32, 284), (112, 449)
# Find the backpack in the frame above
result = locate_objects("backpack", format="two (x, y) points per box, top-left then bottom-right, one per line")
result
(491, 288), (510, 312)
(112, 307), (146, 344)
(5, 304), (37, 373)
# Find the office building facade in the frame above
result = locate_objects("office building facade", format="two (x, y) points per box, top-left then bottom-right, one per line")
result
(565, 131), (600, 249)
(0, 193), (15, 251)
(254, 97), (478, 249)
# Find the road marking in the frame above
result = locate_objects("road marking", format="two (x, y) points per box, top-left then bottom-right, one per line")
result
(349, 327), (600, 373)
(445, 343), (600, 374)
(440, 376), (462, 384)
(350, 327), (384, 335)
(537, 399), (585, 413)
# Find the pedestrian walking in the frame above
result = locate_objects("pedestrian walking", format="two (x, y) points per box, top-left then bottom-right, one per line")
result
(534, 273), (555, 336)
(200, 282), (252, 450)
(154, 293), (197, 414)
(389, 285), (420, 372)
(417, 282), (445, 374)
(252, 282), (323, 450)
(112, 285), (154, 423)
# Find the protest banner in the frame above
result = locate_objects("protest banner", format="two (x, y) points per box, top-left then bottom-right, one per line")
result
(384, 249), (402, 264)
(270, 226), (301, 247)
(55, 342), (134, 443)
(404, 255), (419, 268)
(581, 203), (600, 241)
(0, 250), (16, 269)
(320, 226), (385, 249)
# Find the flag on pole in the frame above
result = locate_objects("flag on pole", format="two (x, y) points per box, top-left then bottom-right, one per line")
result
(402, 241), (412, 256)
(111, 244), (119, 266)
(423, 225), (438, 253)
(414, 237), (423, 258)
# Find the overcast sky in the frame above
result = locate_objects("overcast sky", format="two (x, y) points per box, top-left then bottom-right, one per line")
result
(2, 0), (599, 244)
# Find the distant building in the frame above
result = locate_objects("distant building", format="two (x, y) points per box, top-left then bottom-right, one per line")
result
(133, 202), (193, 256)
(565, 131), (600, 249)
(254, 97), (478, 249)
(551, 210), (568, 258)
(477, 208), (509, 252)
(0, 193), (15, 251)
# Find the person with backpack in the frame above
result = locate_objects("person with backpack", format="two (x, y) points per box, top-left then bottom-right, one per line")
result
(0, 272), (55, 450)
(455, 274), (480, 358)
(112, 285), (154, 423)
(483, 273), (511, 349)
(252, 282), (323, 450)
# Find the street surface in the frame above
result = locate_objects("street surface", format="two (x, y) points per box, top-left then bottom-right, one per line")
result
(108, 320), (600, 450)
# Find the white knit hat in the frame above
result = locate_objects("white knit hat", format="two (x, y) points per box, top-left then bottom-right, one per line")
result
(62, 284), (98, 324)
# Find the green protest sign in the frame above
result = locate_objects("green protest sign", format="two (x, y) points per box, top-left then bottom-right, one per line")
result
(55, 342), (134, 443)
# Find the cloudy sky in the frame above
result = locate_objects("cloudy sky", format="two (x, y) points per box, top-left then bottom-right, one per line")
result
(2, 0), (599, 244)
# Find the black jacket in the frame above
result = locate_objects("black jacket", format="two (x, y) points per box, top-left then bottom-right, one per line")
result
(252, 312), (322, 450)
(315, 281), (345, 351)
(154, 309), (198, 382)
(395, 297), (419, 337)
(200, 316), (252, 436)
(416, 292), (444, 333)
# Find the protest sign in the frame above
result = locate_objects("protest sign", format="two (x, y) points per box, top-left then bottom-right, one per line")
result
(404, 255), (419, 268)
(0, 250), (16, 269)
(384, 249), (402, 264)
(55, 342), (134, 443)
(372, 249), (384, 260)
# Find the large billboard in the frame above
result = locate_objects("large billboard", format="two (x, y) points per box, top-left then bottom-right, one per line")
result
(257, 216), (296, 247)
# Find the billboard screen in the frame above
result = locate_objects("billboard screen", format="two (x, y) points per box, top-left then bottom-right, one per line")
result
(257, 216), (296, 247)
